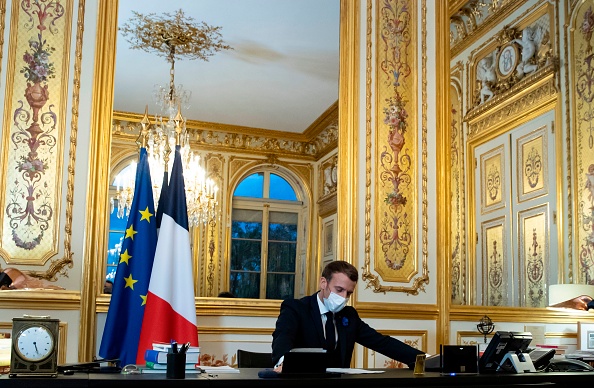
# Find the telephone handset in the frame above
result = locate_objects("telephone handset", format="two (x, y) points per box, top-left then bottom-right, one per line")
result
(546, 358), (594, 372)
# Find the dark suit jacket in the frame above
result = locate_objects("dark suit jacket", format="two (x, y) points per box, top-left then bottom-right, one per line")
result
(272, 292), (423, 368)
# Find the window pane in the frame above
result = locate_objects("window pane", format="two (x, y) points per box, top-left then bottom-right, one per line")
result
(269, 222), (297, 241)
(266, 273), (295, 299)
(268, 242), (297, 272)
(269, 173), (297, 201)
(230, 271), (260, 298)
(231, 209), (263, 238)
(105, 210), (128, 282)
(231, 240), (262, 271)
(268, 212), (298, 241)
(106, 232), (124, 281)
(234, 172), (264, 198)
(109, 209), (129, 230)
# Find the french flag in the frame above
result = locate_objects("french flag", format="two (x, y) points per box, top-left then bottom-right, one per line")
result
(136, 145), (198, 363)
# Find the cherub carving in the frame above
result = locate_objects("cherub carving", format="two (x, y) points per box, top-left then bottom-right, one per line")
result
(514, 26), (545, 77)
(476, 49), (498, 104)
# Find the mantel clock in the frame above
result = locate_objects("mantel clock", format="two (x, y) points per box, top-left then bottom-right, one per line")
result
(9, 315), (59, 377)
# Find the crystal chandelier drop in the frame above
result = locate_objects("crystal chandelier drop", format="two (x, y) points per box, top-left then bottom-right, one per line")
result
(110, 161), (136, 218)
(111, 9), (231, 226)
(146, 99), (220, 227)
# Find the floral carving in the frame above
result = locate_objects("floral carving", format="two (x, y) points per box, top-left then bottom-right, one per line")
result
(580, 164), (594, 283)
(577, 5), (594, 283)
(380, 74), (412, 271)
(526, 228), (544, 307)
(488, 239), (503, 306)
(6, 0), (62, 250)
(581, 6), (594, 54)
(524, 147), (542, 189)
(21, 33), (56, 83)
(376, 1), (415, 275)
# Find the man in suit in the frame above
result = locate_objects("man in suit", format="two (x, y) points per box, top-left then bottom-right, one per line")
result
(272, 260), (424, 371)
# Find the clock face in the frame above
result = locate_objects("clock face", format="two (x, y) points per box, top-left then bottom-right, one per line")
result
(15, 325), (54, 362)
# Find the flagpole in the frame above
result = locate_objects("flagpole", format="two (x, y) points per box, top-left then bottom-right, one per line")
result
(99, 119), (158, 366)
(136, 104), (199, 364)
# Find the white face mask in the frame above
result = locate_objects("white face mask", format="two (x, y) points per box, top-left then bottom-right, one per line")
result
(323, 290), (347, 313)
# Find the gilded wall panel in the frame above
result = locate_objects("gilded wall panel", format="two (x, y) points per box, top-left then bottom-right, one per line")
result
(480, 145), (506, 214)
(518, 205), (548, 308)
(450, 64), (466, 305)
(287, 163), (314, 192)
(319, 154), (338, 199)
(482, 220), (508, 306)
(571, 1), (594, 283)
(374, 0), (418, 282)
(0, 0), (73, 264)
(516, 126), (548, 203)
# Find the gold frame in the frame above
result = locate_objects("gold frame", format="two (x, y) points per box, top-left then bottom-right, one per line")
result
(81, 0), (359, 361)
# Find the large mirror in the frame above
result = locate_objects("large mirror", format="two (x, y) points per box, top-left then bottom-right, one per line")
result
(101, 0), (342, 302)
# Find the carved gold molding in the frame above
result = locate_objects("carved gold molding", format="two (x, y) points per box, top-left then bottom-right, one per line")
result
(450, 305), (594, 323)
(112, 106), (338, 161)
(450, 0), (537, 57)
(96, 296), (281, 316)
(466, 66), (557, 139)
(0, 289), (80, 309)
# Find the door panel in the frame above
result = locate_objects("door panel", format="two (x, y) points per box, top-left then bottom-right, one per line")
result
(474, 110), (556, 307)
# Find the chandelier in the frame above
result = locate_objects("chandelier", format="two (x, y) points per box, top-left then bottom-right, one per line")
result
(111, 9), (231, 226)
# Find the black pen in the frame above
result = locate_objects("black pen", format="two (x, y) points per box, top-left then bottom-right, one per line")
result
(180, 342), (191, 354)
(171, 341), (178, 354)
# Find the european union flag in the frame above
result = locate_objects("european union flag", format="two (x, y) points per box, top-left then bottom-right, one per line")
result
(99, 147), (157, 366)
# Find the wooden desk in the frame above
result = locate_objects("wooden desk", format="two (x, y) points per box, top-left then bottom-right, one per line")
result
(2, 368), (594, 387)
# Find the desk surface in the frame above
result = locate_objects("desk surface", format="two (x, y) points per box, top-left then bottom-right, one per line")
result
(2, 368), (594, 387)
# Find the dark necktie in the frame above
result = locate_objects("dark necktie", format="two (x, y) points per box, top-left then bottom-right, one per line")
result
(325, 312), (335, 351)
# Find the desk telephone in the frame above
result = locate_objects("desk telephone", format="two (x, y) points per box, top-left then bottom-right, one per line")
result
(527, 349), (594, 372)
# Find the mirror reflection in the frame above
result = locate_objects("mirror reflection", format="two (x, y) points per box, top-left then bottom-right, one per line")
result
(106, 0), (340, 299)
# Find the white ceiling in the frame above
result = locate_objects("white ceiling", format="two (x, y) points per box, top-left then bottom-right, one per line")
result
(113, 0), (340, 134)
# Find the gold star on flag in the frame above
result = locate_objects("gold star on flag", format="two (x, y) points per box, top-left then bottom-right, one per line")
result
(119, 249), (132, 265)
(140, 294), (147, 306)
(139, 206), (153, 222)
(124, 274), (138, 290)
(125, 225), (138, 240)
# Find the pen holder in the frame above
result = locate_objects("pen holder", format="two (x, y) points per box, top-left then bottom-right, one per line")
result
(166, 352), (186, 379)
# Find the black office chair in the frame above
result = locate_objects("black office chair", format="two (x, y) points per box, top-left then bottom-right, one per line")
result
(236, 349), (274, 368)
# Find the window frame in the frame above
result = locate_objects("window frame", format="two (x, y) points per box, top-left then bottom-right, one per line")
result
(229, 169), (306, 299)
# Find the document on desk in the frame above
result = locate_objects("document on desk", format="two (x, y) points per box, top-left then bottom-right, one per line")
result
(200, 365), (240, 374)
(326, 368), (385, 374)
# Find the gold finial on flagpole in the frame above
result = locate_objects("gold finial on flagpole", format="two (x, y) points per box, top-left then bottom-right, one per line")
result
(137, 105), (151, 149)
(173, 102), (183, 146)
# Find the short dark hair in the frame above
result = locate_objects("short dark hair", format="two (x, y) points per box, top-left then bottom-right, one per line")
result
(322, 260), (358, 283)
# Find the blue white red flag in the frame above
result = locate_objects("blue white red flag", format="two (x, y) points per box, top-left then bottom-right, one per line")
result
(136, 145), (199, 363)
(99, 147), (157, 366)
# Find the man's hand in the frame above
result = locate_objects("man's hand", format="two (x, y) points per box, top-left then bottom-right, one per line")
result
(273, 362), (283, 373)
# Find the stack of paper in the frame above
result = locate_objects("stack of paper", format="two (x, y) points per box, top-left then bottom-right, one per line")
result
(199, 365), (240, 374)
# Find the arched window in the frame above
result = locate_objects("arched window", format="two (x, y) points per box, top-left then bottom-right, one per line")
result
(230, 170), (305, 299)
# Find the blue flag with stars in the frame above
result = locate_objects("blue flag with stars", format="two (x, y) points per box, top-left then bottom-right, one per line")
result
(99, 147), (157, 366)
